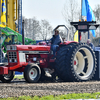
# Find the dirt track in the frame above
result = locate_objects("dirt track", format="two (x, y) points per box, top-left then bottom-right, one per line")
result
(0, 79), (100, 98)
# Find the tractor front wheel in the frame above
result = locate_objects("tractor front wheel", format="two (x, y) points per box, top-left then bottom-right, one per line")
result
(24, 63), (41, 83)
(0, 71), (15, 83)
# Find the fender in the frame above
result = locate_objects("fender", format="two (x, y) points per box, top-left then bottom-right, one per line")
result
(60, 41), (78, 45)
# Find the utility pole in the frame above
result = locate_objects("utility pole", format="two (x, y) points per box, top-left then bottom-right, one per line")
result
(18, 0), (22, 35)
(22, 20), (25, 45)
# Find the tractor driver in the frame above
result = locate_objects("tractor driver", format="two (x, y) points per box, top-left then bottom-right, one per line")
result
(50, 30), (62, 58)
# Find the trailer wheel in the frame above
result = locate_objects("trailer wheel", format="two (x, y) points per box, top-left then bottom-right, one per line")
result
(0, 71), (15, 83)
(55, 43), (96, 81)
(24, 63), (41, 83)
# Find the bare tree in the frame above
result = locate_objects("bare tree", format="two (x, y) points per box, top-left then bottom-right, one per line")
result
(24, 17), (41, 40)
(24, 18), (29, 37)
(23, 17), (53, 40)
(93, 4), (100, 37)
(94, 5), (100, 22)
(31, 17), (41, 40)
(62, 0), (81, 40)
(40, 19), (53, 40)
(23, 17), (32, 39)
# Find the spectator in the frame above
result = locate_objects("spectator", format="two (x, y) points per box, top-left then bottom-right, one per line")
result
(87, 39), (94, 50)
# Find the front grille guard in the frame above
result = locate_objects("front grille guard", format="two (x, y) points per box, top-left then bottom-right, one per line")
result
(8, 52), (17, 63)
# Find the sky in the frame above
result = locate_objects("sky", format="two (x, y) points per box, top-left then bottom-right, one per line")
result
(22, 0), (100, 28)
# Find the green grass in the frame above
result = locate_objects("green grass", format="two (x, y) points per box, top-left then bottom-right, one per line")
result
(14, 75), (24, 79)
(1, 92), (100, 100)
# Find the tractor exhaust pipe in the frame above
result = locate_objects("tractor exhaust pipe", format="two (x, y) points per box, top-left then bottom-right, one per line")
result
(22, 20), (25, 45)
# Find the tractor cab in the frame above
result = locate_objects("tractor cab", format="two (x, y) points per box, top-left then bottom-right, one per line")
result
(52, 25), (69, 42)
(52, 25), (78, 46)
(38, 25), (70, 46)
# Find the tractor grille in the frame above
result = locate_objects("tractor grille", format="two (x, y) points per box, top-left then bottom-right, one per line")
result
(8, 52), (17, 63)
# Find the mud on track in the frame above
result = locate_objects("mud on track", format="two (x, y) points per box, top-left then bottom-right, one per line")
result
(0, 79), (100, 98)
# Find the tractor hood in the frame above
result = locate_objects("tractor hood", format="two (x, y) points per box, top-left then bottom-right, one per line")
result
(7, 45), (51, 52)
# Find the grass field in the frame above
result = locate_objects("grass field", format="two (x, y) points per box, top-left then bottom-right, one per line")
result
(14, 75), (24, 79)
(0, 92), (100, 100)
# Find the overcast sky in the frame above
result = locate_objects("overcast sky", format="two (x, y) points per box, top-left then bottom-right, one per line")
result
(22, 0), (100, 28)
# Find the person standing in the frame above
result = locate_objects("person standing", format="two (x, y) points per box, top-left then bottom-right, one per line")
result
(87, 39), (94, 50)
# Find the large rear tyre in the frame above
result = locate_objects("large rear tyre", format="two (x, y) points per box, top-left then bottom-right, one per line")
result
(24, 63), (41, 83)
(55, 43), (96, 82)
(0, 71), (15, 83)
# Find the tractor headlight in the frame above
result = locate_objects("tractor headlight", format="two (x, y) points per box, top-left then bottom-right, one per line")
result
(14, 59), (17, 62)
(9, 59), (12, 62)
(33, 57), (37, 61)
(7, 45), (17, 50)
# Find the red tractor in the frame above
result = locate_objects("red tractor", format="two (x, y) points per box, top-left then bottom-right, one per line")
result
(0, 25), (96, 83)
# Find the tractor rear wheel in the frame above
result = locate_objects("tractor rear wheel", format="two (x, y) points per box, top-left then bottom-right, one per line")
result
(24, 63), (41, 83)
(55, 43), (96, 82)
(0, 71), (15, 83)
